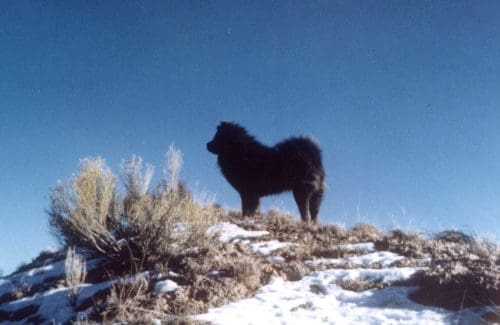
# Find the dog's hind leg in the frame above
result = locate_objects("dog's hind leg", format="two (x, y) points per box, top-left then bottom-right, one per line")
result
(309, 190), (323, 223)
(293, 186), (312, 222)
(241, 193), (260, 217)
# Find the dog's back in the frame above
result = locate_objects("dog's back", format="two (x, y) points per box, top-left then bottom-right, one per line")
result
(275, 137), (325, 188)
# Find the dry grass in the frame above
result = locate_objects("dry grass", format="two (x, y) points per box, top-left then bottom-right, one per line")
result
(101, 275), (153, 323)
(350, 223), (383, 242)
(23, 156), (496, 322)
(4, 193), (500, 323)
(48, 147), (217, 274)
(481, 306), (500, 323)
(375, 229), (431, 258)
(223, 209), (386, 267)
(230, 256), (261, 289)
(331, 279), (384, 292)
(407, 231), (500, 310)
(65, 247), (87, 306)
(11, 250), (64, 276)
(374, 229), (500, 310)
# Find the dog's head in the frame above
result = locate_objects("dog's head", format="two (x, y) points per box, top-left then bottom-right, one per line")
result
(207, 121), (248, 155)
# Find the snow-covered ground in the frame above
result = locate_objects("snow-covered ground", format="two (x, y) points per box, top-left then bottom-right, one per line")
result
(208, 222), (269, 242)
(0, 222), (490, 324)
(1, 279), (112, 323)
(332, 242), (375, 252)
(195, 224), (483, 324)
(0, 257), (104, 298)
(250, 240), (296, 255)
(195, 271), (481, 324)
(0, 257), (103, 322)
(306, 251), (405, 267)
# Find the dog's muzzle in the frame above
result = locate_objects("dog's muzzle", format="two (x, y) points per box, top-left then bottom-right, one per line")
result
(206, 141), (216, 154)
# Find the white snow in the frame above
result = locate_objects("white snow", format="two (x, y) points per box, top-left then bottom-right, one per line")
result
(250, 240), (296, 256)
(332, 242), (375, 252)
(0, 271), (150, 323)
(417, 257), (432, 264)
(195, 267), (479, 324)
(1, 223), (488, 324)
(0, 279), (15, 298)
(209, 270), (224, 277)
(312, 267), (426, 284)
(267, 256), (285, 263)
(307, 251), (404, 267)
(168, 271), (181, 278)
(154, 279), (178, 293)
(0, 280), (112, 324)
(208, 223), (269, 243)
(0, 257), (104, 298)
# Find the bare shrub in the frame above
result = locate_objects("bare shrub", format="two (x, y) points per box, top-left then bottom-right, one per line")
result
(48, 146), (217, 273)
(49, 157), (120, 258)
(65, 247), (87, 306)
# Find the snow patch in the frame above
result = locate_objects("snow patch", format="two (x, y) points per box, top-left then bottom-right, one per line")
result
(154, 280), (178, 293)
(168, 271), (181, 278)
(332, 242), (375, 252)
(209, 270), (224, 277)
(208, 223), (269, 242)
(267, 256), (285, 263)
(416, 257), (432, 264)
(312, 267), (426, 284)
(195, 267), (477, 324)
(0, 258), (104, 298)
(250, 240), (296, 255)
(308, 251), (404, 267)
(0, 280), (112, 324)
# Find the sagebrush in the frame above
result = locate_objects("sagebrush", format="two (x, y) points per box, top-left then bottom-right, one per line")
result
(48, 146), (217, 273)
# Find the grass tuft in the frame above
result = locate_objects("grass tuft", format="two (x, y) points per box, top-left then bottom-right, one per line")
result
(65, 247), (87, 306)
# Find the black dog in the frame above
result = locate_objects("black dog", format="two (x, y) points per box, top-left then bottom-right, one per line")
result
(207, 122), (325, 222)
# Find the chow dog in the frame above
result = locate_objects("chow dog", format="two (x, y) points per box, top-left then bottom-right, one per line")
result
(207, 122), (325, 222)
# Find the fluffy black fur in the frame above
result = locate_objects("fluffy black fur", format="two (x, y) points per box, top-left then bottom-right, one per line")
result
(207, 121), (325, 222)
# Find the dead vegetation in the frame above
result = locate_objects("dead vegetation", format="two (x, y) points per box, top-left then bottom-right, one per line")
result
(44, 148), (243, 322)
(1, 149), (498, 323)
(332, 279), (385, 292)
(373, 228), (500, 310)
(409, 231), (499, 310)
(222, 210), (500, 314)
(3, 201), (499, 323)
(48, 147), (217, 275)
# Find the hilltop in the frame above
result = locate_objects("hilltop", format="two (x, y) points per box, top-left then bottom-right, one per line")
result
(1, 208), (499, 324)
(0, 151), (499, 324)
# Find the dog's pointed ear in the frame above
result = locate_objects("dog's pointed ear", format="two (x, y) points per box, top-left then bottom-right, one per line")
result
(219, 120), (234, 127)
(217, 121), (229, 130)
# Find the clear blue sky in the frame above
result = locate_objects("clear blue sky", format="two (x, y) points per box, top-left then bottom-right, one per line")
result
(1, 1), (499, 274)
